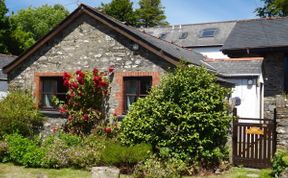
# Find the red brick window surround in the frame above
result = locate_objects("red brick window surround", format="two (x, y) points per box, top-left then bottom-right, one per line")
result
(114, 71), (160, 115)
(34, 72), (65, 109)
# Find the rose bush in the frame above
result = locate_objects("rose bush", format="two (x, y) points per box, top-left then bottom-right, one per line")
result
(56, 67), (113, 135)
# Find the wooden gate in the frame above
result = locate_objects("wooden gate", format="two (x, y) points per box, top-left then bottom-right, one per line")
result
(232, 117), (276, 168)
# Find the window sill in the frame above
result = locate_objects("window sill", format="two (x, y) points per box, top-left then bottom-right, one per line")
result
(40, 110), (65, 118)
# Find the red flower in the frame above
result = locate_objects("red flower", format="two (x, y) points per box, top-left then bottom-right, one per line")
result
(64, 79), (69, 87)
(113, 112), (117, 117)
(99, 81), (108, 87)
(77, 76), (84, 85)
(104, 127), (112, 133)
(93, 76), (101, 82)
(63, 72), (71, 80)
(83, 114), (89, 121)
(108, 65), (115, 73)
(76, 70), (85, 78)
(72, 82), (79, 89)
(93, 68), (99, 75)
(59, 106), (66, 114)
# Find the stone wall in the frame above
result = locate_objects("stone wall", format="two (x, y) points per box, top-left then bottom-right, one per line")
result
(275, 96), (288, 149)
(7, 13), (173, 133)
(263, 53), (285, 119)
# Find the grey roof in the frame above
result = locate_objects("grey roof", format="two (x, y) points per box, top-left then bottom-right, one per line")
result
(0, 54), (16, 80)
(206, 58), (263, 77)
(222, 17), (288, 51)
(143, 21), (236, 48)
(86, 5), (214, 70)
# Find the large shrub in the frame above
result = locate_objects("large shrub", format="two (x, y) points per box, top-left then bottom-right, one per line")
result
(0, 91), (43, 137)
(4, 133), (46, 167)
(272, 149), (288, 177)
(120, 65), (232, 165)
(56, 67), (113, 135)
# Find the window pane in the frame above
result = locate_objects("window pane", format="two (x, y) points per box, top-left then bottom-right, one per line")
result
(41, 94), (54, 108)
(43, 79), (56, 93)
(125, 79), (138, 94)
(57, 77), (66, 93)
(126, 95), (137, 110)
(41, 77), (67, 110)
(140, 77), (152, 94)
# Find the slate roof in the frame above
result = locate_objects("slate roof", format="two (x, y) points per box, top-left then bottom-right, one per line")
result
(206, 57), (263, 77)
(222, 17), (288, 52)
(0, 54), (16, 80)
(143, 21), (236, 48)
(4, 4), (215, 73)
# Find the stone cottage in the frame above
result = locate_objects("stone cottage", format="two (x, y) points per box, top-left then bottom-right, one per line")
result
(3, 4), (226, 121)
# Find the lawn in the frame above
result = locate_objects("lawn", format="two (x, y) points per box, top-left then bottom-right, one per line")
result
(190, 167), (273, 178)
(0, 163), (273, 178)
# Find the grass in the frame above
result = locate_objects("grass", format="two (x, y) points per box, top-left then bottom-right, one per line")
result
(0, 163), (90, 178)
(0, 163), (273, 178)
(190, 167), (273, 178)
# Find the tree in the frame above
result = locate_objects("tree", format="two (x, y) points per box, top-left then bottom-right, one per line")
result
(255, 0), (288, 17)
(120, 65), (232, 165)
(0, 0), (10, 54)
(7, 4), (69, 55)
(99, 0), (137, 26)
(135, 0), (168, 27)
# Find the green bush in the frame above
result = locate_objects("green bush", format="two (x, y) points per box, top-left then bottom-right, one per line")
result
(42, 133), (104, 169)
(133, 155), (187, 178)
(120, 65), (232, 166)
(101, 143), (151, 166)
(272, 149), (288, 177)
(4, 133), (46, 167)
(0, 91), (43, 137)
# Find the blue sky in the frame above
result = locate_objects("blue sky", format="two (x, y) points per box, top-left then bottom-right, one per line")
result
(6, 0), (263, 25)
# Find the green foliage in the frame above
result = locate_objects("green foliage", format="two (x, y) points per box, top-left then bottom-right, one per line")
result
(272, 149), (288, 177)
(0, 91), (43, 137)
(135, 0), (168, 27)
(99, 0), (168, 27)
(255, 0), (288, 17)
(4, 133), (46, 167)
(0, 0), (10, 53)
(134, 155), (187, 178)
(100, 143), (151, 166)
(100, 0), (137, 26)
(6, 4), (69, 55)
(120, 65), (232, 166)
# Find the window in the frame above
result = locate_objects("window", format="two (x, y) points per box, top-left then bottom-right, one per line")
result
(200, 28), (218, 38)
(124, 77), (152, 113)
(179, 32), (188, 39)
(159, 33), (168, 40)
(40, 77), (67, 110)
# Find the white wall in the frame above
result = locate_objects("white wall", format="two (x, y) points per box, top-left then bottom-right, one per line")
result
(229, 78), (262, 119)
(192, 46), (229, 59)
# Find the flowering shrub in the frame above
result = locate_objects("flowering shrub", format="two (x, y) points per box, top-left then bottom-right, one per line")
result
(57, 67), (113, 135)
